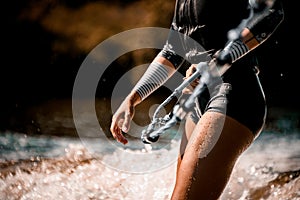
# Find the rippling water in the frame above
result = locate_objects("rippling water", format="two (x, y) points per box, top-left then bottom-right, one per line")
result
(0, 130), (299, 200)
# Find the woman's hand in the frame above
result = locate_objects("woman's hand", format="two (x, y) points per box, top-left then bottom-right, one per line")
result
(110, 93), (141, 145)
(183, 64), (200, 94)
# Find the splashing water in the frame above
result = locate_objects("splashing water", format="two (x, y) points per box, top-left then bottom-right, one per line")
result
(0, 130), (299, 200)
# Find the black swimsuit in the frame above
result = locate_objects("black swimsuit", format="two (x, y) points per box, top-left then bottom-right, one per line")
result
(160, 0), (266, 136)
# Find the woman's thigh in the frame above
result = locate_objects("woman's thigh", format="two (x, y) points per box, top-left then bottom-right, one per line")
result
(179, 116), (196, 157)
(172, 111), (254, 200)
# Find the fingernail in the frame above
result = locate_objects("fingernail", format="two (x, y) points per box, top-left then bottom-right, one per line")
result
(122, 127), (128, 132)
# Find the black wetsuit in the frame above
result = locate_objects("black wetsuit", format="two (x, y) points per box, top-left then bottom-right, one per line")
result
(159, 0), (283, 136)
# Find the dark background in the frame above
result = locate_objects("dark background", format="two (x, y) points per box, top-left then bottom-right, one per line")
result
(1, 0), (298, 136)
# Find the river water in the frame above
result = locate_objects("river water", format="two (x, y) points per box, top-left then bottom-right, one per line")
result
(1, 127), (299, 200)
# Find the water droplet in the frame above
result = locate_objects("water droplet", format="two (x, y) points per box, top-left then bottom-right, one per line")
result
(238, 177), (244, 183)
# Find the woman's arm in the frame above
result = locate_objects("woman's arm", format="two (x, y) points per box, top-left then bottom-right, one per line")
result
(110, 55), (178, 144)
(215, 0), (284, 65)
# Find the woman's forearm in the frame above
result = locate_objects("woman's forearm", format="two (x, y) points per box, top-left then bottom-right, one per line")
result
(131, 56), (176, 102)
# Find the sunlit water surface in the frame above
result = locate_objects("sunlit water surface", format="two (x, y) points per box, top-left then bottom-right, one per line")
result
(0, 130), (299, 200)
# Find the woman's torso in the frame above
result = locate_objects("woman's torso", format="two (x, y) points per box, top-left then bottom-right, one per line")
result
(173, 0), (250, 52)
(172, 0), (267, 135)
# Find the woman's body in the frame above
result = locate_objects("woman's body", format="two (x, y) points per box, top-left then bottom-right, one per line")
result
(110, 0), (284, 199)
